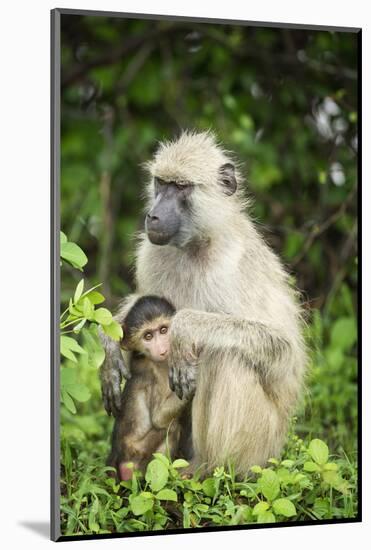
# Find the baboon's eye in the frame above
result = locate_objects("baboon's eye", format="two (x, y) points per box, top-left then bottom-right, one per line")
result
(144, 332), (153, 341)
(160, 326), (168, 334)
(175, 182), (192, 193)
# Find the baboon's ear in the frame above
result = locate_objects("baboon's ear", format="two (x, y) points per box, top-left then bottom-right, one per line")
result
(218, 163), (237, 196)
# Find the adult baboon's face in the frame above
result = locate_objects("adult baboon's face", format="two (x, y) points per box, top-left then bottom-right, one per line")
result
(145, 177), (194, 246)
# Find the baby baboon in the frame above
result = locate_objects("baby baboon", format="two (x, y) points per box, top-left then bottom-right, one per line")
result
(107, 295), (192, 480)
(101, 131), (307, 477)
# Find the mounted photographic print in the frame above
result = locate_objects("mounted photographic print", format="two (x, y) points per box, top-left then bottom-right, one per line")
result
(51, 8), (361, 541)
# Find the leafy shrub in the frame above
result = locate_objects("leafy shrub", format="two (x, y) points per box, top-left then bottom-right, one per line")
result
(60, 435), (357, 535)
(60, 232), (122, 414)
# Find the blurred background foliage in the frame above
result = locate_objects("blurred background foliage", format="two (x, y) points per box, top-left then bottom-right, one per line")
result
(60, 15), (358, 457)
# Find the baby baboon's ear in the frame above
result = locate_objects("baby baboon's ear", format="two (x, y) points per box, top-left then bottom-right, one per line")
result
(218, 163), (237, 196)
(120, 324), (130, 350)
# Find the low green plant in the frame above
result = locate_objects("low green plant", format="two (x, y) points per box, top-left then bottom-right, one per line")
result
(60, 434), (357, 535)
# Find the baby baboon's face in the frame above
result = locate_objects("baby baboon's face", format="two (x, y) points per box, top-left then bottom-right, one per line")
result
(140, 319), (171, 364)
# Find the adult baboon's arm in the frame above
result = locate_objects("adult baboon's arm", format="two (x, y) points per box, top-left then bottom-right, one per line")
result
(152, 393), (188, 430)
(99, 293), (140, 416)
(168, 309), (293, 400)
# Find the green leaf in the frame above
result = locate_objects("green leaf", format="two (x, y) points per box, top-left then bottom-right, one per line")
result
(276, 468), (292, 484)
(259, 469), (280, 501)
(102, 320), (123, 341)
(64, 383), (91, 403)
(257, 510), (276, 524)
(322, 471), (339, 485)
(322, 470), (349, 494)
(308, 439), (329, 465)
(155, 489), (177, 502)
(145, 459), (169, 492)
(183, 507), (190, 528)
(60, 335), (86, 355)
(195, 503), (209, 513)
(87, 349), (105, 369)
(293, 473), (311, 488)
(82, 297), (94, 319)
(272, 498), (296, 518)
(172, 458), (189, 469)
(88, 497), (99, 532)
(252, 501), (270, 516)
(60, 346), (77, 363)
(231, 505), (253, 525)
(313, 498), (330, 518)
(61, 389), (76, 414)
(94, 308), (113, 326)
(330, 317), (357, 351)
(250, 465), (262, 474)
(129, 494), (154, 516)
(60, 367), (77, 386)
(85, 291), (105, 305)
(189, 479), (202, 491)
(148, 452), (168, 467)
(68, 298), (81, 317)
(303, 461), (321, 473)
(60, 242), (88, 270)
(325, 348), (344, 369)
(140, 491), (154, 499)
(281, 459), (294, 468)
(73, 279), (84, 303)
(202, 478), (216, 497)
(60, 231), (67, 244)
(72, 318), (87, 333)
(323, 462), (339, 471)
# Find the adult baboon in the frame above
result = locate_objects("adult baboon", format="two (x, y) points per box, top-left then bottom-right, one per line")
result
(100, 131), (307, 476)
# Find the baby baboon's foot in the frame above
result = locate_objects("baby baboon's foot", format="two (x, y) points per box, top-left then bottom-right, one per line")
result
(119, 461), (136, 481)
(180, 461), (206, 480)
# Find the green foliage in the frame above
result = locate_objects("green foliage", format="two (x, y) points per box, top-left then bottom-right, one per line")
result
(60, 435), (357, 535)
(145, 459), (169, 492)
(60, 232), (87, 271)
(61, 367), (91, 414)
(60, 267), (122, 341)
(60, 234), (122, 414)
(303, 298), (357, 452)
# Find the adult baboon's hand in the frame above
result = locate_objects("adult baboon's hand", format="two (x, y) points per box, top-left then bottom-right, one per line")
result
(99, 332), (131, 416)
(168, 311), (200, 400)
(169, 356), (198, 401)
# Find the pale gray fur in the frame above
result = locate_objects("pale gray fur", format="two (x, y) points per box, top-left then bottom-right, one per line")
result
(100, 130), (307, 476)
